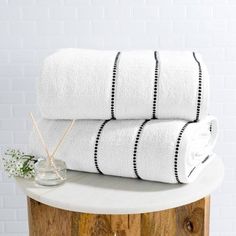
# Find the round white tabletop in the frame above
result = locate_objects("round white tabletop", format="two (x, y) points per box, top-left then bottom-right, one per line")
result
(15, 156), (224, 215)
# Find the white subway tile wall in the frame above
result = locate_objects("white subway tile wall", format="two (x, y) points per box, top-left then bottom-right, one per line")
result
(0, 0), (234, 235)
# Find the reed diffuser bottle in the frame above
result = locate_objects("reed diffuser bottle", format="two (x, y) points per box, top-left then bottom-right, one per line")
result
(30, 113), (75, 186)
(34, 158), (67, 186)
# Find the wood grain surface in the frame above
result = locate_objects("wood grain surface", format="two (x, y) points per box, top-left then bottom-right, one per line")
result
(27, 196), (210, 236)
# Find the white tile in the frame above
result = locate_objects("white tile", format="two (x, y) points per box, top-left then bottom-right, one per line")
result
(0, 66), (22, 77)
(173, 20), (199, 33)
(160, 34), (185, 49)
(0, 80), (11, 90)
(12, 104), (38, 118)
(0, 131), (13, 144)
(16, 209), (28, 221)
(22, 7), (49, 20)
(0, 22), (9, 35)
(0, 38), (22, 49)
(104, 6), (131, 19)
(77, 7), (104, 19)
(118, 0), (145, 6)
(159, 6), (186, 18)
(9, 22), (36, 36)
(0, 223), (3, 233)
(0, 105), (12, 118)
(3, 196), (27, 208)
(35, 0), (63, 6)
(92, 0), (118, 5)
(64, 0), (90, 6)
(49, 7), (76, 20)
(23, 65), (40, 76)
(10, 51), (35, 64)
(48, 36), (77, 49)
(13, 131), (30, 144)
(186, 5), (213, 18)
(213, 5), (236, 18)
(225, 47), (236, 61)
(12, 78), (36, 91)
(132, 6), (159, 19)
(0, 51), (8, 64)
(116, 20), (146, 36)
(185, 34), (212, 48)
(24, 92), (36, 104)
(0, 119), (26, 131)
(5, 221), (28, 233)
(22, 37), (50, 49)
(0, 183), (15, 194)
(0, 209), (16, 220)
(36, 21), (63, 35)
(0, 92), (23, 104)
(8, 0), (33, 5)
(0, 0), (7, 6)
(0, 7), (21, 20)
(64, 20), (91, 35)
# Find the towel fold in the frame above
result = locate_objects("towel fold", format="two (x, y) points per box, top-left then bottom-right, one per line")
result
(38, 49), (209, 121)
(29, 116), (217, 183)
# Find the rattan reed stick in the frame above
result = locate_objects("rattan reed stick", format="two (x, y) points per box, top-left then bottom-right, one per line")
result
(29, 113), (64, 180)
(51, 120), (75, 158)
(29, 113), (51, 160)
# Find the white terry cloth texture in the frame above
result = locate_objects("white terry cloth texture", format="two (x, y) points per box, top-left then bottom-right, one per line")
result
(29, 116), (217, 184)
(38, 49), (209, 121)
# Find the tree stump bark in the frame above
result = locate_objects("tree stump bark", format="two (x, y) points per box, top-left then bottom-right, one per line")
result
(27, 196), (210, 236)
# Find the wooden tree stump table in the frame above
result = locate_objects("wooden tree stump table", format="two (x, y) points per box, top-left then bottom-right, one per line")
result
(16, 157), (223, 236)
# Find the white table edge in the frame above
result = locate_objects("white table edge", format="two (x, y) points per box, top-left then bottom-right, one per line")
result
(16, 157), (224, 215)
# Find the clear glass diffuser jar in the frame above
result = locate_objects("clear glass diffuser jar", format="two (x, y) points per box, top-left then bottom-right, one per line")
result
(34, 158), (67, 186)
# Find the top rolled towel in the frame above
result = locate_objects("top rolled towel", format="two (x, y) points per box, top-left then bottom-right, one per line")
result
(38, 49), (209, 121)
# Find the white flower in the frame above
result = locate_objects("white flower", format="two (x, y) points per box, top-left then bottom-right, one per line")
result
(2, 149), (36, 179)
(28, 161), (35, 169)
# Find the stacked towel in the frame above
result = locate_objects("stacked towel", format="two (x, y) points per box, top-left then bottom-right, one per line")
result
(29, 48), (217, 184)
(29, 117), (217, 183)
(38, 49), (209, 121)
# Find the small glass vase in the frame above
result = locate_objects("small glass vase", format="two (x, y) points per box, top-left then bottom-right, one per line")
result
(34, 158), (67, 186)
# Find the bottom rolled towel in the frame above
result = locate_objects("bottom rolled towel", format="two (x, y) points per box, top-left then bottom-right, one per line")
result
(29, 116), (218, 184)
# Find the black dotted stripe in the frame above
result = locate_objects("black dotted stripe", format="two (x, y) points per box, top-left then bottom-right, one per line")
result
(209, 123), (212, 132)
(201, 155), (210, 164)
(152, 51), (159, 119)
(111, 52), (121, 119)
(94, 120), (111, 174)
(187, 155), (210, 178)
(188, 166), (196, 178)
(133, 119), (151, 179)
(174, 121), (192, 183)
(193, 52), (202, 122)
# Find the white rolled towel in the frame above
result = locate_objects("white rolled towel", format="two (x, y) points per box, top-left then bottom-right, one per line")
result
(38, 49), (209, 121)
(29, 116), (217, 184)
